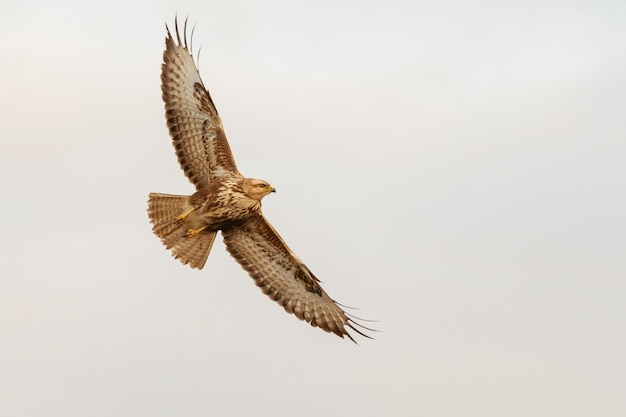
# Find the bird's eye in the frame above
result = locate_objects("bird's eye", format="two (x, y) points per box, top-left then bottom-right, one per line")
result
(259, 184), (266, 188)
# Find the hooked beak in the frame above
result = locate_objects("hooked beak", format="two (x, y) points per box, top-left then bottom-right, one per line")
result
(270, 187), (277, 193)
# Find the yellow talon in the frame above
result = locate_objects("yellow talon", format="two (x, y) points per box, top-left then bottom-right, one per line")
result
(186, 226), (208, 237)
(175, 207), (195, 223)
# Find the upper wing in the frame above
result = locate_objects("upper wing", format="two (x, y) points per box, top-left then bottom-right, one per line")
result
(222, 214), (372, 342)
(161, 18), (238, 190)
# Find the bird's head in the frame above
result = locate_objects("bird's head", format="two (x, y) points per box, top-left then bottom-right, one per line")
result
(243, 178), (276, 201)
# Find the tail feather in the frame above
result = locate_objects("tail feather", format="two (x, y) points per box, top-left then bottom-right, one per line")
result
(147, 193), (190, 235)
(171, 230), (216, 269)
(147, 192), (216, 269)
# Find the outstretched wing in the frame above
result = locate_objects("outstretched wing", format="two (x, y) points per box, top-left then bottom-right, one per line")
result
(161, 18), (238, 190)
(222, 215), (372, 342)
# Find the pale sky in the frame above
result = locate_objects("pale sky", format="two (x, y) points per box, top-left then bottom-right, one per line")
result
(2, 1), (626, 416)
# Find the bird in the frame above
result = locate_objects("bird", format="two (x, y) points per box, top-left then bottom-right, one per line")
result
(147, 18), (372, 342)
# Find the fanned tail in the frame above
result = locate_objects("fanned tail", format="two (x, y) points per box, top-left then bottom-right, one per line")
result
(147, 192), (216, 269)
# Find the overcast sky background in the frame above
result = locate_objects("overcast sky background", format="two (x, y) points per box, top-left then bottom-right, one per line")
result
(1, 0), (625, 416)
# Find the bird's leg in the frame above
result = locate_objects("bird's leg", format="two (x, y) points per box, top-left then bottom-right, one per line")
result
(175, 207), (195, 223)
(186, 225), (208, 238)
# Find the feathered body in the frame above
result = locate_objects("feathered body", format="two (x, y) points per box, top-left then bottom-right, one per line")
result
(147, 18), (372, 342)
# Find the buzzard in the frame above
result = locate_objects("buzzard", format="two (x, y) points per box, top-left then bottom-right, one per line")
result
(148, 18), (372, 342)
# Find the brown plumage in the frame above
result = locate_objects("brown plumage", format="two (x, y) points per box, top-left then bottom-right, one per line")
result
(147, 18), (372, 342)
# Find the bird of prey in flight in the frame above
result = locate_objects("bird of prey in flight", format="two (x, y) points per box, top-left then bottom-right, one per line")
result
(148, 18), (372, 342)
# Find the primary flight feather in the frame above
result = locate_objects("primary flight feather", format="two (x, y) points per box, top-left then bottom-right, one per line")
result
(148, 18), (372, 342)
